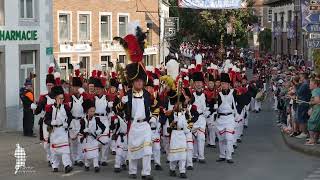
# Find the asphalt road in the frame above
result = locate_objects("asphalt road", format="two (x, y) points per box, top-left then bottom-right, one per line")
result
(2, 98), (320, 180)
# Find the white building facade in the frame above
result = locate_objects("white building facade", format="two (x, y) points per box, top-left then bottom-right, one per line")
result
(0, 0), (53, 130)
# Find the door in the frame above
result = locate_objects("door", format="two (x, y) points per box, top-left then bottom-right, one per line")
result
(59, 57), (73, 81)
(0, 51), (5, 129)
(79, 56), (90, 79)
(20, 51), (36, 97)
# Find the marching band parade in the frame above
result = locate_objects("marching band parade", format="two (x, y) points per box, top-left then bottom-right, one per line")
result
(22, 25), (270, 179)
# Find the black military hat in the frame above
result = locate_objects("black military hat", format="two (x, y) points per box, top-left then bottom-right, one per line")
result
(109, 78), (119, 88)
(220, 73), (231, 83)
(94, 78), (104, 88)
(51, 86), (64, 97)
(208, 74), (215, 82)
(192, 72), (204, 82)
(46, 74), (55, 84)
(126, 63), (147, 83)
(82, 99), (95, 113)
(72, 77), (83, 87)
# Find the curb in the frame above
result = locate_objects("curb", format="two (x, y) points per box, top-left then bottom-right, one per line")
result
(281, 131), (320, 158)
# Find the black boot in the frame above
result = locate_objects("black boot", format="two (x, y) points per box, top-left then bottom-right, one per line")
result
(64, 165), (73, 173)
(101, 161), (108, 166)
(216, 158), (226, 162)
(155, 164), (162, 170)
(78, 161), (84, 167)
(53, 168), (58, 172)
(114, 168), (121, 173)
(129, 174), (137, 179)
(84, 166), (89, 171)
(94, 167), (100, 173)
(180, 173), (187, 178)
(170, 170), (176, 177)
(186, 166), (193, 170)
(227, 159), (234, 164)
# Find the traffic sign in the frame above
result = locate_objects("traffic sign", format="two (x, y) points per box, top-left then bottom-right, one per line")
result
(308, 40), (320, 48)
(305, 14), (320, 23)
(164, 17), (179, 39)
(303, 24), (320, 32)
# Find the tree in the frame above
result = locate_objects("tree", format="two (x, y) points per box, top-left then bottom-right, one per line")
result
(168, 0), (258, 47)
(258, 28), (272, 53)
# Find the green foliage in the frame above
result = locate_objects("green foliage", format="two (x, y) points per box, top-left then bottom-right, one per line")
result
(313, 49), (320, 74)
(169, 0), (258, 47)
(258, 28), (272, 53)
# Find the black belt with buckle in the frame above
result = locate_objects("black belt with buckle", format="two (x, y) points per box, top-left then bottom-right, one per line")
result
(73, 117), (82, 120)
(172, 128), (183, 130)
(151, 127), (157, 130)
(53, 124), (63, 127)
(218, 112), (233, 116)
(95, 113), (106, 116)
(136, 119), (147, 123)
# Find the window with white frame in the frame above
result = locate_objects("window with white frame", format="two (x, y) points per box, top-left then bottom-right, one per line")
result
(118, 55), (126, 64)
(0, 0), (4, 25)
(20, 0), (34, 19)
(101, 55), (112, 71)
(119, 15), (128, 37)
(268, 9), (272, 22)
(100, 14), (111, 41)
(59, 13), (71, 42)
(146, 22), (153, 45)
(79, 14), (90, 41)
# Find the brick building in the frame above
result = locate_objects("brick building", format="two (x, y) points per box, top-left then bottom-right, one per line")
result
(53, 0), (160, 80)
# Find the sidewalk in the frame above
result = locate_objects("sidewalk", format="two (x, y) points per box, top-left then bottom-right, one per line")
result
(281, 131), (320, 157)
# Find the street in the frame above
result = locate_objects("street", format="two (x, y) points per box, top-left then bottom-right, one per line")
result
(1, 99), (320, 180)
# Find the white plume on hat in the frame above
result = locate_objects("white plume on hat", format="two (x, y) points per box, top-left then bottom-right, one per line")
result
(74, 64), (80, 70)
(146, 66), (155, 73)
(54, 72), (60, 79)
(49, 63), (55, 68)
(195, 54), (202, 65)
(166, 59), (180, 80)
(181, 68), (188, 73)
(153, 79), (159, 86)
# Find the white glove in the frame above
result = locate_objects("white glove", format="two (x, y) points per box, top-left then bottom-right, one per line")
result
(118, 84), (123, 90)
(108, 101), (114, 108)
(51, 120), (58, 126)
(122, 96), (128, 104)
(204, 111), (211, 117)
(96, 129), (102, 135)
(83, 128), (90, 133)
(149, 117), (157, 125)
(214, 104), (218, 110)
(30, 103), (37, 110)
(78, 88), (85, 95)
(63, 121), (68, 128)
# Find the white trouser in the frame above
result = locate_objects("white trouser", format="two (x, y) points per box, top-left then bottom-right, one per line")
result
(250, 97), (255, 111)
(254, 100), (261, 111)
(51, 153), (72, 169)
(244, 110), (249, 126)
(273, 95), (278, 110)
(43, 142), (51, 162)
(70, 138), (83, 162)
(170, 160), (186, 173)
(152, 141), (161, 166)
(111, 140), (116, 152)
(234, 123), (244, 146)
(129, 155), (151, 176)
(85, 157), (99, 168)
(161, 136), (170, 155)
(100, 143), (110, 162)
(115, 149), (127, 168)
(186, 149), (193, 167)
(216, 129), (234, 160)
(207, 125), (216, 145)
(193, 132), (205, 160)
